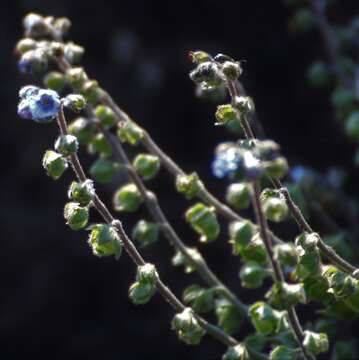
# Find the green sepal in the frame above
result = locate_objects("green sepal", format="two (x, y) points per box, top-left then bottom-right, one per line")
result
(113, 183), (143, 212)
(63, 202), (89, 230)
(185, 203), (220, 243)
(88, 223), (122, 259)
(183, 284), (214, 314)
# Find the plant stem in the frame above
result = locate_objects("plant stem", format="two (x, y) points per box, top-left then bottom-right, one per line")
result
(251, 182), (313, 360)
(55, 104), (241, 348)
(227, 78), (359, 277)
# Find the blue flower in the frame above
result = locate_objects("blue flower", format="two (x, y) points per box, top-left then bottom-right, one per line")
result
(212, 144), (243, 179)
(17, 86), (61, 122)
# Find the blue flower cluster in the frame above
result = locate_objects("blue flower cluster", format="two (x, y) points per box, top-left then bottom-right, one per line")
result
(212, 144), (243, 179)
(18, 86), (61, 122)
(212, 143), (263, 181)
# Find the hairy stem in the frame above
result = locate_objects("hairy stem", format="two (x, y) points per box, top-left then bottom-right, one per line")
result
(56, 104), (241, 348)
(251, 182), (313, 360)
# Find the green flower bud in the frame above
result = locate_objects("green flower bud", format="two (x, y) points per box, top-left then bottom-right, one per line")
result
(225, 182), (251, 210)
(323, 266), (358, 300)
(113, 183), (143, 212)
(42, 150), (68, 180)
(294, 235), (321, 280)
(295, 232), (318, 250)
(263, 157), (289, 180)
(172, 308), (206, 345)
(89, 158), (119, 184)
(189, 61), (223, 87)
(232, 96), (254, 115)
(225, 117), (244, 135)
(248, 301), (282, 336)
(188, 50), (213, 64)
(53, 17), (71, 34)
(266, 282), (306, 310)
(63, 42), (84, 63)
(68, 117), (96, 145)
(183, 284), (214, 314)
(172, 248), (202, 274)
(274, 243), (298, 267)
(185, 203), (220, 243)
(239, 261), (267, 289)
(65, 67), (88, 89)
(15, 38), (37, 55)
(303, 275), (331, 303)
(117, 120), (144, 145)
(307, 62), (332, 88)
(88, 223), (122, 258)
(136, 263), (158, 285)
(129, 281), (156, 305)
(345, 111), (359, 140)
(215, 104), (238, 126)
(195, 83), (227, 102)
(222, 344), (249, 360)
(303, 331), (329, 356)
(331, 88), (356, 119)
(239, 233), (268, 264)
(269, 346), (299, 360)
(54, 134), (79, 156)
(20, 49), (48, 73)
(88, 133), (112, 157)
(94, 105), (117, 128)
(175, 172), (203, 199)
(63, 94), (86, 112)
(43, 71), (66, 93)
(244, 333), (267, 353)
(23, 13), (48, 38)
(291, 8), (315, 32)
(215, 298), (244, 335)
(63, 202), (89, 230)
(229, 220), (254, 254)
(260, 189), (288, 222)
(222, 61), (242, 80)
(132, 220), (159, 248)
(81, 80), (103, 105)
(133, 153), (161, 180)
(68, 180), (94, 206)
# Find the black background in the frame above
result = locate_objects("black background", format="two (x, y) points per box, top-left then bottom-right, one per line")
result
(1, 0), (359, 359)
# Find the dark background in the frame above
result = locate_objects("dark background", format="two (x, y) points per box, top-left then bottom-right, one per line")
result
(1, 0), (359, 359)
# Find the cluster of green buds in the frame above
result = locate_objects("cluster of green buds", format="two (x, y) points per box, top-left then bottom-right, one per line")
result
(16, 14), (84, 75)
(129, 263), (158, 305)
(188, 51), (243, 105)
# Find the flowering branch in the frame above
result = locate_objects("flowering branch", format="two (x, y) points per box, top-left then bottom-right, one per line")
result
(55, 103), (242, 349)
